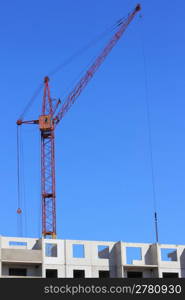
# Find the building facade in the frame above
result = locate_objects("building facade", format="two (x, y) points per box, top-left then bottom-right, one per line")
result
(0, 236), (185, 278)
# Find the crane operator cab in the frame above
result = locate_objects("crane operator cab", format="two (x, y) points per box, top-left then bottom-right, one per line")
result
(39, 115), (52, 131)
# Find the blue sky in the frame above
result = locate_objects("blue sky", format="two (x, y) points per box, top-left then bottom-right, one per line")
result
(0, 0), (185, 245)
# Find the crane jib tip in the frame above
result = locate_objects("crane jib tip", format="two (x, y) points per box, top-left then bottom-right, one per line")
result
(135, 4), (141, 12)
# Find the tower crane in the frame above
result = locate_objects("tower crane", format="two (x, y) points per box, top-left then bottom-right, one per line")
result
(17, 4), (141, 239)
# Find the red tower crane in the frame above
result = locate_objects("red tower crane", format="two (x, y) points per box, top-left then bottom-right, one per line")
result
(17, 4), (141, 238)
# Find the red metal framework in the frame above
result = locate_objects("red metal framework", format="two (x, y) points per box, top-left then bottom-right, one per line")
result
(41, 77), (56, 238)
(16, 4), (141, 238)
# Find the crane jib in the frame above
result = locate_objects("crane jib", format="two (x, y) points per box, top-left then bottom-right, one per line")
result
(55, 4), (141, 124)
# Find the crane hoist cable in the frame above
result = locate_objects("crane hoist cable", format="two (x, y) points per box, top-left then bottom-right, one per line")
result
(20, 131), (27, 237)
(139, 14), (159, 243)
(17, 124), (28, 237)
(16, 125), (23, 236)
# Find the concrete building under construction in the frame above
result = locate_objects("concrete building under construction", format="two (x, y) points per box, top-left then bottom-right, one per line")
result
(0, 236), (185, 278)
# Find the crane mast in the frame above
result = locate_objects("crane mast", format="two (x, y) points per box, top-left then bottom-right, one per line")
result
(40, 76), (56, 238)
(17, 4), (141, 239)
